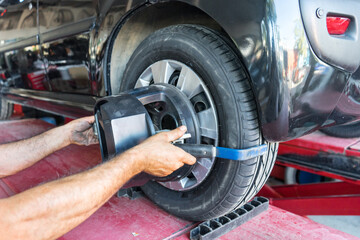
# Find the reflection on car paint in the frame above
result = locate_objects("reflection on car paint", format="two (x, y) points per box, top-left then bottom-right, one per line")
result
(0, 0), (359, 142)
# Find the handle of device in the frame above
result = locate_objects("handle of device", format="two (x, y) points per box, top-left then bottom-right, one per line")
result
(174, 143), (216, 158)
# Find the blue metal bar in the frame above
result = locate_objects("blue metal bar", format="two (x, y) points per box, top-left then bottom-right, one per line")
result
(216, 144), (268, 161)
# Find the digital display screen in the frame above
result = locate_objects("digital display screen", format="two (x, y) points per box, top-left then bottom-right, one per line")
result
(111, 113), (152, 154)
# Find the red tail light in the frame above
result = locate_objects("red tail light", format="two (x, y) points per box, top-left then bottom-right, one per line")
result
(0, 9), (6, 17)
(326, 16), (351, 35)
(0, 73), (6, 80)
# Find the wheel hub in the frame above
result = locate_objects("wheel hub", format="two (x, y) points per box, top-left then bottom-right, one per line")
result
(135, 59), (219, 191)
(131, 84), (201, 182)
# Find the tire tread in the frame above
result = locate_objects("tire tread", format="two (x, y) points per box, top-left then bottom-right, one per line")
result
(171, 25), (278, 219)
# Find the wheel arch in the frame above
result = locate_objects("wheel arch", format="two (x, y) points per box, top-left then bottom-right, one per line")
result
(105, 1), (251, 95)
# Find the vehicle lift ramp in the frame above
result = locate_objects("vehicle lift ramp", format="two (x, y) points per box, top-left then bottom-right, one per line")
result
(0, 119), (358, 240)
(259, 131), (360, 217)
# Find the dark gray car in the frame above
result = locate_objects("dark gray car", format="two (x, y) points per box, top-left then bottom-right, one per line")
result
(1, 0), (359, 220)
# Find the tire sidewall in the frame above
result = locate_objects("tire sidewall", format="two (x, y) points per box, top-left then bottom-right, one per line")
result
(120, 26), (260, 220)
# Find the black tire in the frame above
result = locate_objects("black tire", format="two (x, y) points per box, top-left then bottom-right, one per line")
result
(320, 121), (360, 138)
(120, 25), (278, 221)
(0, 98), (13, 120)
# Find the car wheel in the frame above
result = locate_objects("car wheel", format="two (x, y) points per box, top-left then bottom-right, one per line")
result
(0, 98), (13, 120)
(120, 24), (278, 221)
(320, 121), (360, 138)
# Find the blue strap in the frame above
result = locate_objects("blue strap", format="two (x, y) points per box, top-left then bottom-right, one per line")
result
(216, 144), (268, 161)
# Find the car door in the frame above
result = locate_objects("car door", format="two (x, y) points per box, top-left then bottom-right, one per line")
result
(0, 0), (47, 91)
(38, 0), (95, 94)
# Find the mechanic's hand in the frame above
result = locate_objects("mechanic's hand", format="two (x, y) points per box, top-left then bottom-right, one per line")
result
(130, 126), (196, 177)
(65, 116), (99, 146)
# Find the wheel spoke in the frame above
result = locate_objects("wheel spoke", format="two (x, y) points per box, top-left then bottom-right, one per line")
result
(135, 78), (150, 88)
(192, 159), (212, 181)
(135, 68), (152, 88)
(176, 67), (203, 99)
(200, 128), (217, 139)
(163, 178), (188, 189)
(197, 108), (217, 139)
(151, 60), (175, 84)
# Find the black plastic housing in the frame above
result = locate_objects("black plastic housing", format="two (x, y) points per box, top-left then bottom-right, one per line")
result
(93, 84), (201, 187)
(94, 93), (155, 161)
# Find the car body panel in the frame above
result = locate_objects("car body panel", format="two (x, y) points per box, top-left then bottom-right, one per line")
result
(0, 0), (359, 142)
(300, 0), (360, 73)
(38, 0), (96, 94)
(177, 0), (352, 142)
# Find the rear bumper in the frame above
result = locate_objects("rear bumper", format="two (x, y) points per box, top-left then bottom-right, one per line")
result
(300, 0), (360, 73)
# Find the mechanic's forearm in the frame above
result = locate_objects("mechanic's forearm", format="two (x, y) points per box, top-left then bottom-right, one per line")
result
(0, 126), (70, 177)
(0, 150), (142, 240)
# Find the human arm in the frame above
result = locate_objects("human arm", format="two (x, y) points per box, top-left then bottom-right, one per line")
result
(0, 126), (195, 240)
(0, 116), (98, 178)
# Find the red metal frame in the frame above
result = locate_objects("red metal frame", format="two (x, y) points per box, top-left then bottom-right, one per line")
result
(259, 131), (360, 216)
(277, 160), (360, 186)
(278, 131), (360, 158)
(259, 182), (360, 216)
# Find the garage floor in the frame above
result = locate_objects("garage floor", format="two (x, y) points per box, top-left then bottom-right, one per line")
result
(0, 119), (358, 239)
(267, 178), (360, 238)
(309, 216), (360, 238)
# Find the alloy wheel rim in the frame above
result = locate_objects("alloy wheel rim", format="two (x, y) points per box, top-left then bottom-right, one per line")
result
(136, 59), (219, 191)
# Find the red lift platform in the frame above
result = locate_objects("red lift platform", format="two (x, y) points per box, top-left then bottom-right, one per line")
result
(0, 119), (359, 240)
(259, 132), (360, 217)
